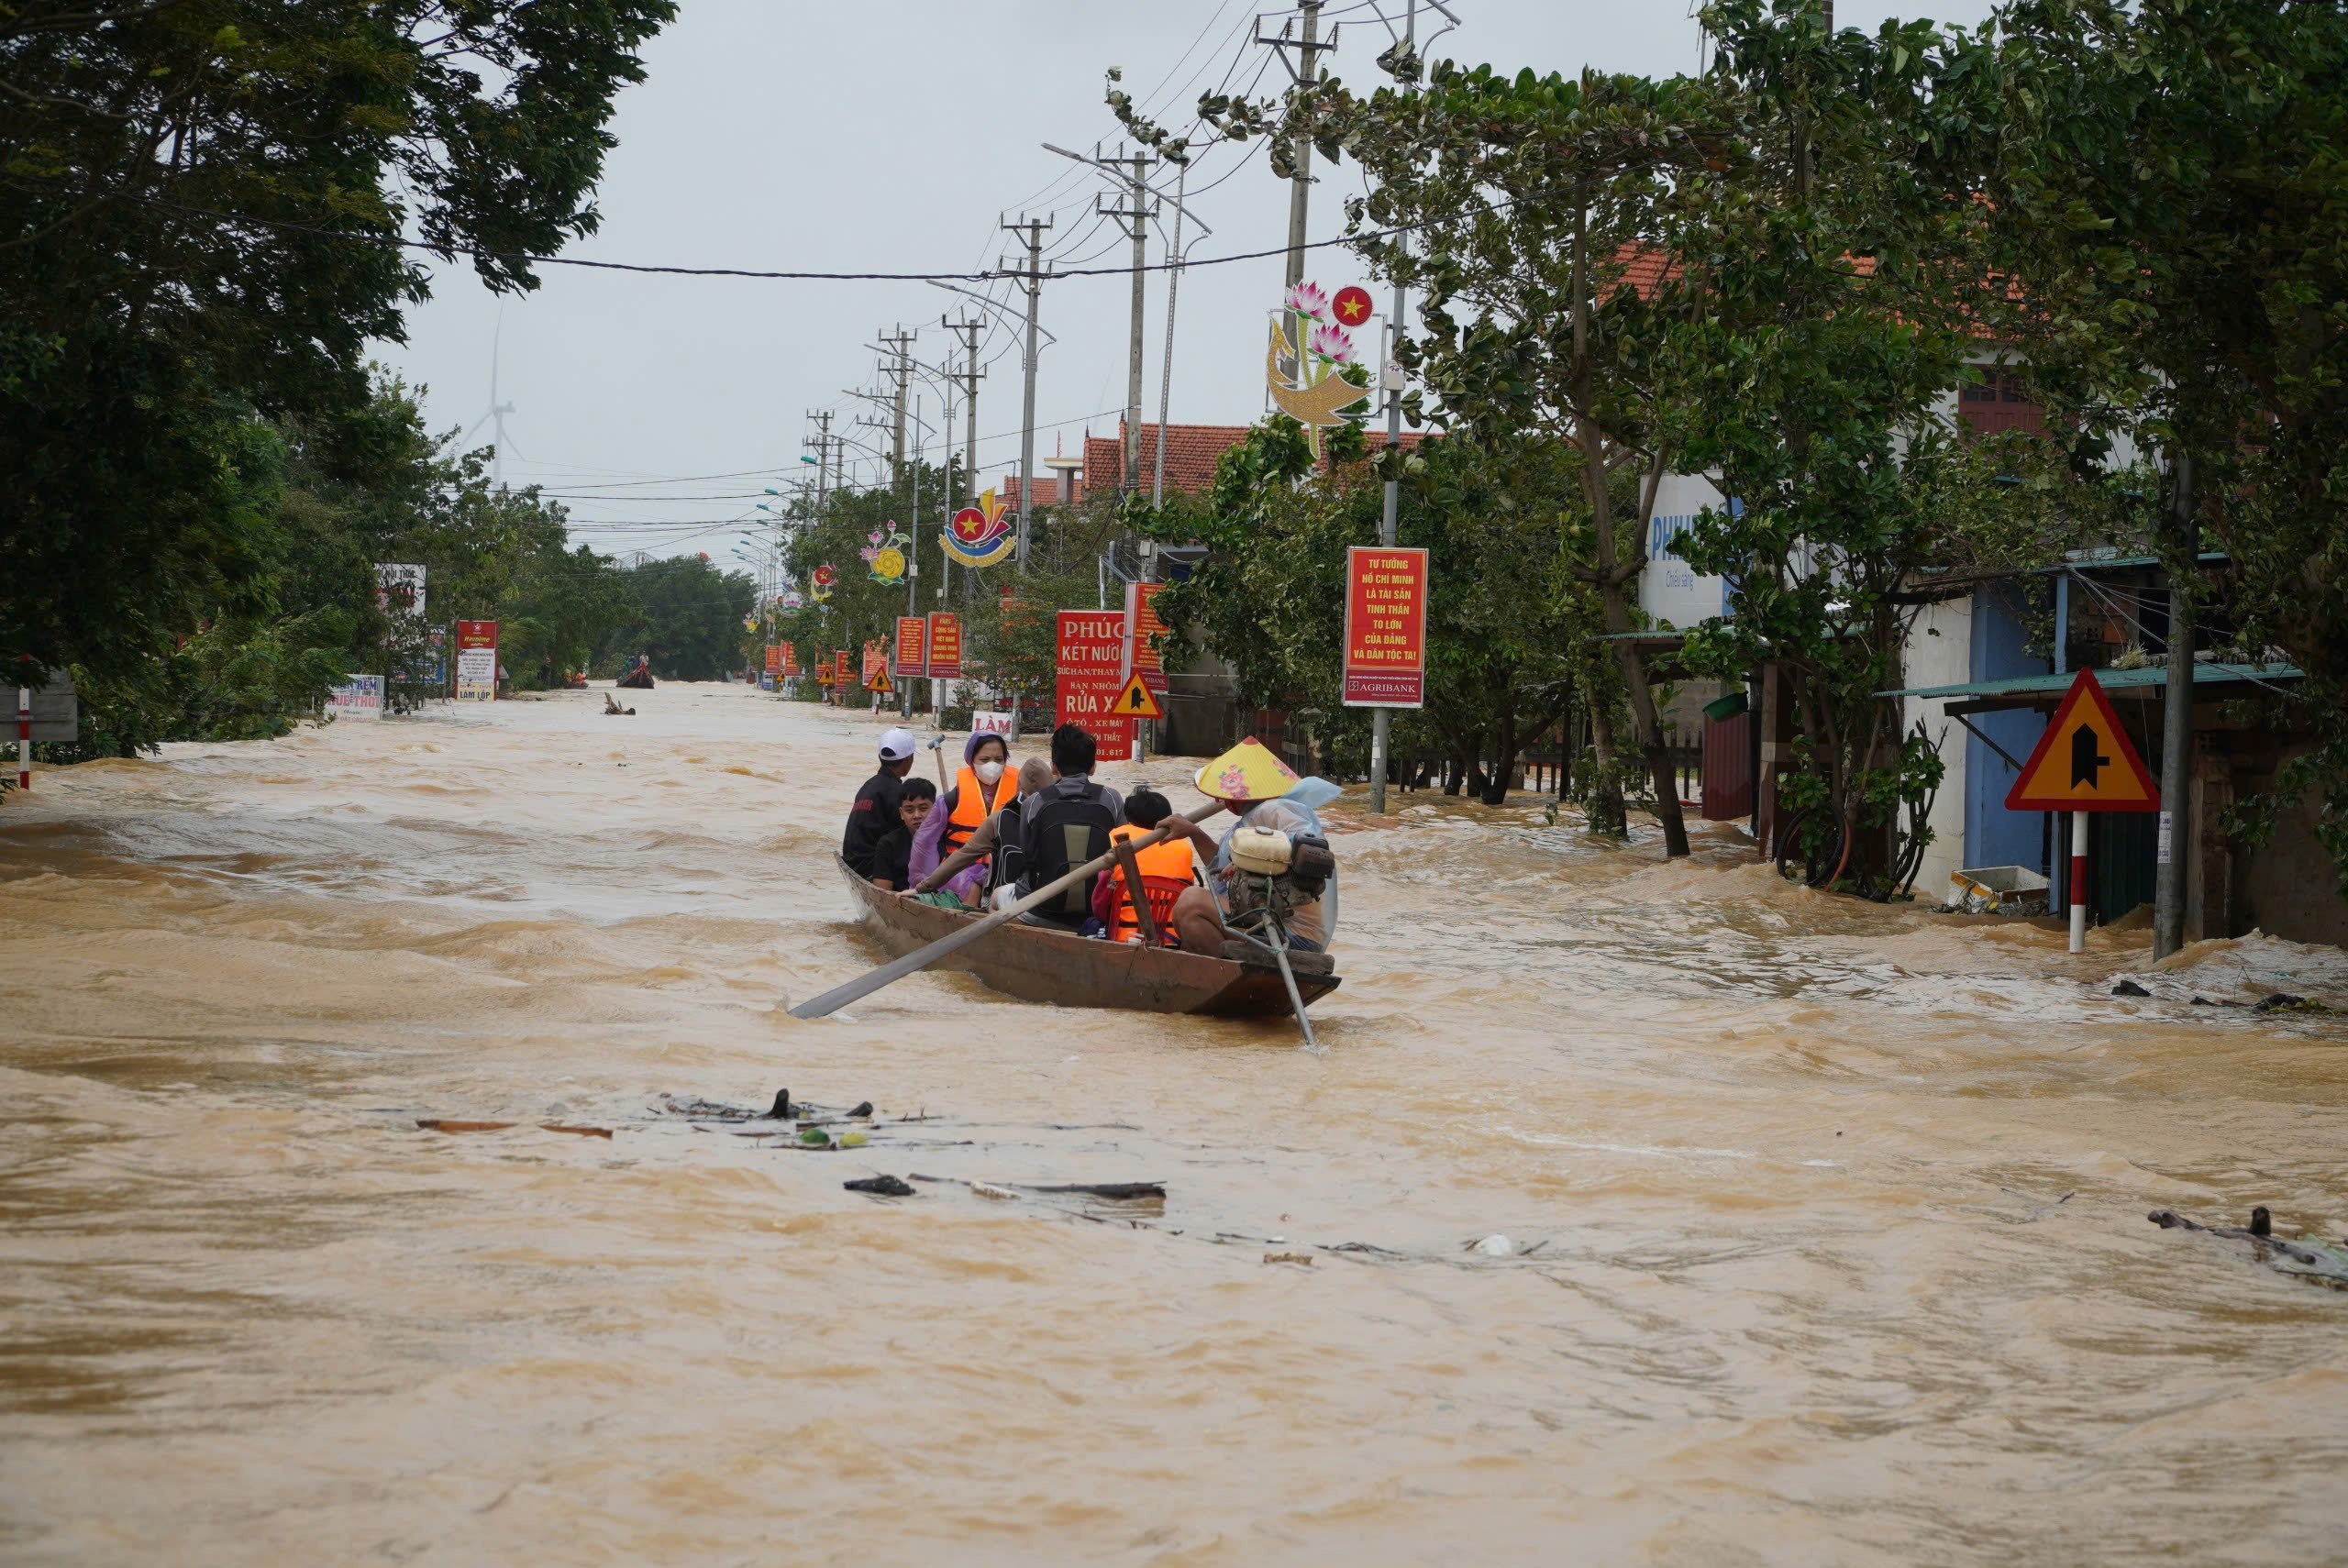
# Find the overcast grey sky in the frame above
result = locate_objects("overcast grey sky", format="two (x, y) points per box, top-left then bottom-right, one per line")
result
(372, 1), (1997, 567)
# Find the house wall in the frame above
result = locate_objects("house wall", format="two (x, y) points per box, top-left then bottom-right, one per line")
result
(1964, 587), (2052, 876)
(1901, 597), (1973, 898)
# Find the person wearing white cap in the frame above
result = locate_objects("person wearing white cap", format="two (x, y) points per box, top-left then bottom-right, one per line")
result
(841, 726), (919, 878)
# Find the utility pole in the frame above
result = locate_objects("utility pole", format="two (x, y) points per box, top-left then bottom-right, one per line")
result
(1368, 0), (1421, 816)
(2154, 452), (2197, 958)
(999, 214), (1054, 570)
(1097, 145), (1158, 491)
(877, 326), (917, 486)
(804, 408), (833, 520)
(943, 314), (985, 514)
(1258, 0), (1338, 288)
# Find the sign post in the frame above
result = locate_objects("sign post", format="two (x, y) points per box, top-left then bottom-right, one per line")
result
(1342, 546), (1429, 708)
(2004, 668), (2161, 954)
(1120, 582), (1168, 762)
(926, 613), (962, 717)
(1055, 609), (1133, 762)
(894, 616), (927, 715)
(454, 620), (498, 702)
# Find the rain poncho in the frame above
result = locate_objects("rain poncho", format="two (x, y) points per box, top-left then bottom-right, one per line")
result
(1211, 777), (1341, 944)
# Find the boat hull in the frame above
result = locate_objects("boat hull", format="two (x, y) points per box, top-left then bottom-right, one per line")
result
(836, 859), (1339, 1018)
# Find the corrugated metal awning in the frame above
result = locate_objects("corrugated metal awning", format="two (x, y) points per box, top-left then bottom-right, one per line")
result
(1881, 661), (2303, 714)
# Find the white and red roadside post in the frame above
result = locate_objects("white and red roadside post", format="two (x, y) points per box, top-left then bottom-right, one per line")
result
(17, 684), (29, 792)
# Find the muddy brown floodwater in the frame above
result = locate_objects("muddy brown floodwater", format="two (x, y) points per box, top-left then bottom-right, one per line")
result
(2, 683), (2344, 1565)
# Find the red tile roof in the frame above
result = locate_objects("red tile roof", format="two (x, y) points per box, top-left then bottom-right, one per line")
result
(1083, 423), (1257, 498)
(993, 473), (1061, 508)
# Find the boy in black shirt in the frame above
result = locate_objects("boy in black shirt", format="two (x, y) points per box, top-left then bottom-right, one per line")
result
(868, 777), (937, 890)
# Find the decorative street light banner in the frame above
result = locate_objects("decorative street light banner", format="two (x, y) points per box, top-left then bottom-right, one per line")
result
(864, 525), (909, 584)
(943, 487), (1015, 569)
(1266, 280), (1372, 458)
(1122, 580), (1170, 695)
(454, 619), (498, 702)
(1055, 608), (1134, 762)
(1341, 546), (1429, 708)
(926, 613), (963, 680)
(894, 616), (927, 679)
(811, 564), (837, 602)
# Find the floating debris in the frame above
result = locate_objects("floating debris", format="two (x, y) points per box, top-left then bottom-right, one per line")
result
(2149, 1208), (2348, 1289)
(1264, 1252), (1314, 1266)
(844, 1175), (914, 1198)
(415, 1119), (612, 1140)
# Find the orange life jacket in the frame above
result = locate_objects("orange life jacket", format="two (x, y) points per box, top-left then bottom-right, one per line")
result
(1107, 823), (1198, 944)
(940, 763), (1019, 858)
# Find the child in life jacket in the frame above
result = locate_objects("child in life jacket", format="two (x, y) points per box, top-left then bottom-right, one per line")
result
(1089, 787), (1212, 943)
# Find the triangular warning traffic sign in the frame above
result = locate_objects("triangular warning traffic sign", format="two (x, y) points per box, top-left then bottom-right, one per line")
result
(866, 670), (893, 694)
(2003, 668), (2160, 812)
(1112, 672), (1163, 720)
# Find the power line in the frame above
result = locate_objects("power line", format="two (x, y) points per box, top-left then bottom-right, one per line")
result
(112, 188), (1436, 285)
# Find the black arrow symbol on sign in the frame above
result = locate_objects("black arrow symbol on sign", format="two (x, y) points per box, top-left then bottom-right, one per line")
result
(2069, 723), (2110, 790)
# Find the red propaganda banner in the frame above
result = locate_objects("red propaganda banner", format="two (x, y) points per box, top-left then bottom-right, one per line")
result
(894, 616), (927, 679)
(763, 644), (782, 674)
(780, 641), (800, 678)
(861, 640), (887, 689)
(834, 649), (851, 686)
(1123, 581), (1170, 694)
(926, 613), (963, 680)
(1055, 608), (1133, 762)
(1342, 545), (1429, 708)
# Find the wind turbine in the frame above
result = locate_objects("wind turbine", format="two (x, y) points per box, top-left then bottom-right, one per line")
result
(463, 312), (523, 485)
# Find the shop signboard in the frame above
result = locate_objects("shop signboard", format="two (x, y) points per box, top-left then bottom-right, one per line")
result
(454, 620), (498, 702)
(1055, 609), (1133, 762)
(326, 674), (383, 721)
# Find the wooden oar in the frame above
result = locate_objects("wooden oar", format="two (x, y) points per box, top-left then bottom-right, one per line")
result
(790, 801), (1226, 1020)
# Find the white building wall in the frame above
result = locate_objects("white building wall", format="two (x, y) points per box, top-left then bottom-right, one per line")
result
(1902, 596), (1973, 900)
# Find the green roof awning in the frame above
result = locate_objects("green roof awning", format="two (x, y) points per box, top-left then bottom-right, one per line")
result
(1882, 660), (2303, 714)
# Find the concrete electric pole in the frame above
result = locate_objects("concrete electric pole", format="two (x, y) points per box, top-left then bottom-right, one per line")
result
(1257, 0), (1337, 288)
(943, 313), (985, 514)
(999, 214), (1054, 570)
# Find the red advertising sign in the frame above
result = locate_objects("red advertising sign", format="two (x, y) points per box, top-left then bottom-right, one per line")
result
(1124, 580), (1170, 694)
(894, 616), (927, 679)
(1342, 546), (1429, 708)
(780, 641), (800, 678)
(1055, 608), (1133, 762)
(763, 643), (782, 674)
(454, 618), (498, 702)
(926, 613), (963, 680)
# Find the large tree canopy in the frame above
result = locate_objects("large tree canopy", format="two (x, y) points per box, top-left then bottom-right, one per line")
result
(0, 0), (676, 686)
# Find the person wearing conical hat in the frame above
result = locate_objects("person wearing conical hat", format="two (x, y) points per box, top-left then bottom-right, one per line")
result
(1169, 737), (1335, 955)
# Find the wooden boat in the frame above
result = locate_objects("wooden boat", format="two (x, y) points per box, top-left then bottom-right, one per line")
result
(836, 857), (1340, 1018)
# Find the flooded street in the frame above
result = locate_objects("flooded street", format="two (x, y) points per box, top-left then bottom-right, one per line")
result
(2, 683), (2343, 1565)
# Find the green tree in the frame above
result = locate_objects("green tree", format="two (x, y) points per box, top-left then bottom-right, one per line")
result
(1958, 0), (2348, 897)
(1143, 419), (1600, 804)
(1, 0), (676, 687)
(609, 557), (755, 684)
(1326, 61), (1725, 849)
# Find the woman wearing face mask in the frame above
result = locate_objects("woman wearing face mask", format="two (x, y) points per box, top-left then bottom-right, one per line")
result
(907, 732), (1016, 893)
